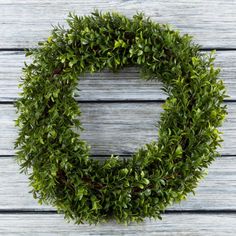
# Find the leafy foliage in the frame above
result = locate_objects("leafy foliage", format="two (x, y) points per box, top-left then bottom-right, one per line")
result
(15, 10), (227, 225)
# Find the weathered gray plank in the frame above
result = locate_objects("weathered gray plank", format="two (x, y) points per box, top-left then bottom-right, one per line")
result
(1, 1), (236, 48)
(0, 213), (235, 235)
(0, 156), (235, 211)
(0, 50), (235, 102)
(0, 102), (234, 156)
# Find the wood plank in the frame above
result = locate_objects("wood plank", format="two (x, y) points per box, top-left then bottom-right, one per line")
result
(0, 156), (235, 211)
(0, 213), (235, 235)
(0, 50), (236, 102)
(0, 102), (234, 156)
(1, 1), (236, 48)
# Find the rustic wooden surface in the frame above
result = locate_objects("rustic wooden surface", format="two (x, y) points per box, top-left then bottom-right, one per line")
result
(0, 103), (236, 156)
(1, 51), (236, 102)
(0, 213), (235, 236)
(0, 0), (236, 235)
(1, 0), (236, 49)
(0, 156), (236, 211)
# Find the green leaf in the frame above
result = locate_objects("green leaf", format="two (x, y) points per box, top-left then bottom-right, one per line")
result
(142, 178), (150, 185)
(175, 144), (183, 156)
(138, 50), (143, 56)
(114, 40), (121, 49)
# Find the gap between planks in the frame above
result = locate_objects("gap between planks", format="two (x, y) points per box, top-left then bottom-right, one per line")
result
(0, 209), (236, 215)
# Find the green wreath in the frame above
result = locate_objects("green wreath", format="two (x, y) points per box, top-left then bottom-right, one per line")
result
(15, 10), (227, 224)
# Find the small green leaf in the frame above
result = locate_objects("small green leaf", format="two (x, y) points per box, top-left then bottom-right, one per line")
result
(175, 144), (183, 156)
(138, 50), (143, 56)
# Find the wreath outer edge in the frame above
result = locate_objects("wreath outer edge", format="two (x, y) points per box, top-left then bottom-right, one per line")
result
(15, 10), (227, 224)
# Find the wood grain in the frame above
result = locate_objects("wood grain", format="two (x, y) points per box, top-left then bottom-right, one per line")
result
(1, 1), (236, 48)
(0, 213), (235, 235)
(0, 103), (234, 156)
(0, 50), (235, 102)
(0, 155), (235, 211)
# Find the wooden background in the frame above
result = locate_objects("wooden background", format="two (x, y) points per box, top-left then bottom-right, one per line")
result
(0, 0), (236, 235)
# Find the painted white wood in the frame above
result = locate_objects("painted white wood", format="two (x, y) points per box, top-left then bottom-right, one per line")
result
(0, 213), (235, 235)
(0, 50), (235, 102)
(0, 156), (235, 211)
(1, 1), (236, 48)
(0, 103), (234, 156)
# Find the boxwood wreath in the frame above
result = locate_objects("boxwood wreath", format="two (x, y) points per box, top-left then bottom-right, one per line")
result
(15, 10), (227, 225)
